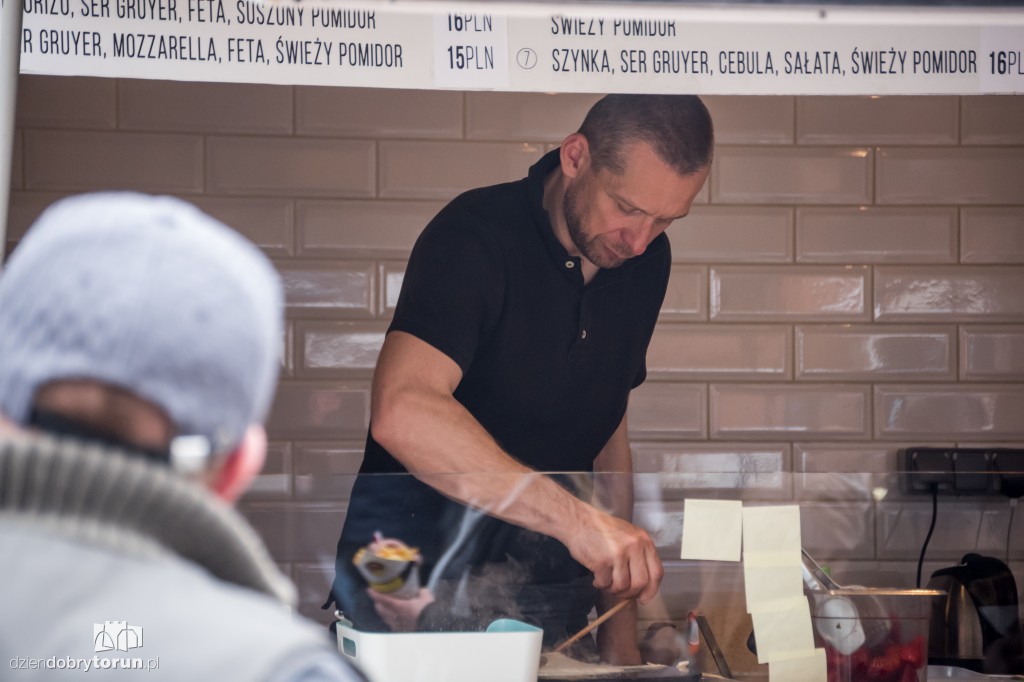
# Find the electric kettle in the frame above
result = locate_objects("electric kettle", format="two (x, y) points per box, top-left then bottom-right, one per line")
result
(927, 553), (1023, 674)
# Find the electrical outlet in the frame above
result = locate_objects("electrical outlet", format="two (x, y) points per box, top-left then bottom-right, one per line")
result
(993, 450), (1024, 498)
(901, 448), (955, 493)
(901, 447), (1024, 497)
(953, 450), (991, 494)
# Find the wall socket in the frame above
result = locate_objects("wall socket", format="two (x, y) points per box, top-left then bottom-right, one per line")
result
(900, 447), (1024, 497)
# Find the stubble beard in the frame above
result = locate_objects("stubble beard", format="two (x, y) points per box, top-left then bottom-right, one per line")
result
(562, 182), (627, 270)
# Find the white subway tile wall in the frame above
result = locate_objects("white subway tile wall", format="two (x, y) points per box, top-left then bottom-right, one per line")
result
(119, 81), (294, 135)
(961, 208), (1024, 263)
(8, 80), (1024, 627)
(795, 96), (960, 145)
(296, 87), (463, 139)
(796, 206), (958, 263)
(26, 130), (204, 193)
(206, 136), (376, 197)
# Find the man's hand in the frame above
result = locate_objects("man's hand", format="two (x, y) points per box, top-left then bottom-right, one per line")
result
(566, 508), (663, 605)
(366, 588), (435, 632)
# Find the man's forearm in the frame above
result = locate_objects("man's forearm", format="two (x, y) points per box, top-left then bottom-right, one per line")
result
(371, 381), (589, 547)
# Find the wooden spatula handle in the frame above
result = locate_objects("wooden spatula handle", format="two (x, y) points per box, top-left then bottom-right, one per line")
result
(552, 599), (632, 654)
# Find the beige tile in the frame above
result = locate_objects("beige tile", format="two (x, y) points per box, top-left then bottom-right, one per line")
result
(669, 206), (792, 263)
(294, 442), (365, 500)
(647, 324), (790, 380)
(877, 147), (1024, 205)
(957, 441), (1024, 450)
(266, 381), (369, 439)
(702, 96), (794, 144)
(238, 501), (346, 563)
(711, 265), (870, 321)
(961, 95), (1024, 145)
(297, 87), (462, 138)
(5, 191), (69, 241)
(119, 80), (292, 134)
(710, 384), (871, 440)
(296, 321), (388, 377)
(877, 499), (1016, 560)
(875, 266), (1024, 321)
(190, 196), (293, 256)
(800, 503), (874, 559)
(276, 260), (375, 318)
(206, 136), (375, 197)
(796, 325), (956, 381)
(796, 96), (958, 145)
(297, 199), (442, 257)
(242, 442), (292, 500)
(660, 265), (707, 320)
(712, 146), (872, 204)
(25, 130), (202, 193)
(961, 208), (1024, 264)
(627, 382), (706, 440)
(379, 141), (542, 199)
(794, 443), (904, 502)
(960, 326), (1024, 380)
(632, 442), (791, 501)
(16, 75), (116, 129)
(796, 207), (957, 264)
(378, 261), (406, 316)
(875, 385), (1024, 440)
(466, 92), (601, 141)
(9, 130), (22, 190)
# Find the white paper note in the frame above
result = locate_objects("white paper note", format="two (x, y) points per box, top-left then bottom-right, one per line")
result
(770, 647), (827, 675)
(680, 499), (743, 562)
(768, 647), (827, 682)
(744, 563), (805, 614)
(750, 596), (816, 664)
(742, 505), (802, 567)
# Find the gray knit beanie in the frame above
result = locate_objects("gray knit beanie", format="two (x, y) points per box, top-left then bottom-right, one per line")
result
(0, 192), (283, 456)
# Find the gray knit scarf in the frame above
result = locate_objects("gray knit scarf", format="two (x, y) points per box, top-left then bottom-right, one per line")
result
(0, 434), (295, 607)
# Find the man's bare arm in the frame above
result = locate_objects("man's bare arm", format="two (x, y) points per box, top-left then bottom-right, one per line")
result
(370, 331), (661, 603)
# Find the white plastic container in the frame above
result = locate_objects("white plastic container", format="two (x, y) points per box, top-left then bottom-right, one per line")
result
(337, 618), (543, 682)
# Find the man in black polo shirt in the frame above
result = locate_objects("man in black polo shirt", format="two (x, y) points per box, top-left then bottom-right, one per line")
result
(328, 95), (714, 663)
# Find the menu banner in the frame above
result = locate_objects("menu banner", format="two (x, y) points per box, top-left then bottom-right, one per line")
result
(15, 0), (1024, 94)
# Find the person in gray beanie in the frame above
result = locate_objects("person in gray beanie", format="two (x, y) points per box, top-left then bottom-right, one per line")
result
(0, 192), (365, 682)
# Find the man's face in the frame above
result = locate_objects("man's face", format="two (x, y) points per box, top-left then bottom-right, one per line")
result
(563, 141), (708, 269)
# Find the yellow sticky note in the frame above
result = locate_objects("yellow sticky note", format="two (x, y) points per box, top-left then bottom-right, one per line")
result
(744, 564), (805, 614)
(742, 504), (801, 565)
(769, 648), (827, 682)
(680, 499), (742, 562)
(750, 596), (815, 664)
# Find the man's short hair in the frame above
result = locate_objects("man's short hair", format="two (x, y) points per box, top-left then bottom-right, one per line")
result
(0, 192), (282, 459)
(578, 94), (714, 177)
